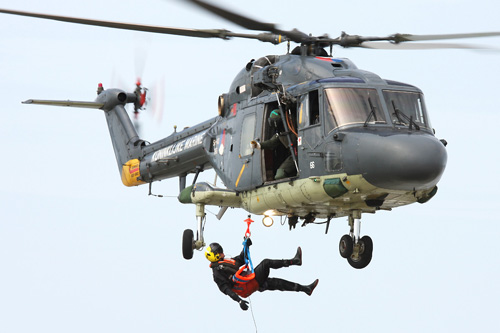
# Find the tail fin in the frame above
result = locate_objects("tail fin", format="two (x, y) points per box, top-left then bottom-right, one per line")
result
(96, 89), (146, 185)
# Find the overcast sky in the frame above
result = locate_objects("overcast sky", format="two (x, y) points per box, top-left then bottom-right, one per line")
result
(1, 0), (499, 332)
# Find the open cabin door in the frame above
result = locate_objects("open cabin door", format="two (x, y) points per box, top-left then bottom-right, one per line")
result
(230, 106), (263, 190)
(261, 101), (299, 182)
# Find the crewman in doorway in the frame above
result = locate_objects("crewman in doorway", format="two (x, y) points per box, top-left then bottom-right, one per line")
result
(251, 109), (297, 180)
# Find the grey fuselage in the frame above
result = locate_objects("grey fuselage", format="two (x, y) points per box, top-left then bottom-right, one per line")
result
(101, 52), (447, 219)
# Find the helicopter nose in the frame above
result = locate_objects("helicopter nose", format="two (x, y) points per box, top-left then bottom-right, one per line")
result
(355, 133), (447, 191)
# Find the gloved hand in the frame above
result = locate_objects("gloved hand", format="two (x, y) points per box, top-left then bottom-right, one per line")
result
(246, 237), (252, 246)
(239, 300), (249, 311)
(250, 140), (261, 149)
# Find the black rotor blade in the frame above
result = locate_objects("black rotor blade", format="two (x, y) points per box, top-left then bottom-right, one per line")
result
(186, 0), (309, 43)
(187, 0), (275, 32)
(0, 8), (283, 43)
(0, 8), (225, 38)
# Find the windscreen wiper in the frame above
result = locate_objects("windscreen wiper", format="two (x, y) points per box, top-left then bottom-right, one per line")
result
(363, 97), (378, 127)
(391, 100), (420, 130)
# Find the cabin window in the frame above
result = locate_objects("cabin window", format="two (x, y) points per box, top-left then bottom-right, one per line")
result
(383, 90), (431, 129)
(240, 113), (256, 156)
(324, 88), (385, 132)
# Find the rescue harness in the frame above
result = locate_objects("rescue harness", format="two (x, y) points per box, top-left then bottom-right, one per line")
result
(231, 217), (259, 298)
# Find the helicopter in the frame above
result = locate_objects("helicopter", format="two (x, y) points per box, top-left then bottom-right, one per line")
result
(1, 0), (499, 270)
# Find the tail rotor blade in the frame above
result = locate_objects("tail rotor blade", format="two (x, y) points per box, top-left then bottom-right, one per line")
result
(150, 77), (165, 124)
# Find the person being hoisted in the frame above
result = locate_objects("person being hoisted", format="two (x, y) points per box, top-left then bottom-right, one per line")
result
(205, 218), (319, 311)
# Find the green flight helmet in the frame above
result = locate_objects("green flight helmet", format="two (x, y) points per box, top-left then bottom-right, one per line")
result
(268, 109), (282, 127)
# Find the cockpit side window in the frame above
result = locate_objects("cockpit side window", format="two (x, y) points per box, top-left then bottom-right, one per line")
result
(298, 90), (320, 129)
(309, 90), (320, 125)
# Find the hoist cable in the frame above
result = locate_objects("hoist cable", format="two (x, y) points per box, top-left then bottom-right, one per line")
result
(248, 297), (258, 332)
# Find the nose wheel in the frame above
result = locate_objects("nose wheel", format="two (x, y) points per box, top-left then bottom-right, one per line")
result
(339, 211), (373, 269)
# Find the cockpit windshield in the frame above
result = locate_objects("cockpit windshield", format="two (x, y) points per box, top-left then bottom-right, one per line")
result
(325, 88), (386, 133)
(383, 90), (431, 130)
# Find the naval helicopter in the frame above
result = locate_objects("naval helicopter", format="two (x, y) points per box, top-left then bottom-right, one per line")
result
(1, 1), (499, 269)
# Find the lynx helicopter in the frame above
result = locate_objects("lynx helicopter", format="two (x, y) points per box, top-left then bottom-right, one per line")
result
(1, 1), (499, 269)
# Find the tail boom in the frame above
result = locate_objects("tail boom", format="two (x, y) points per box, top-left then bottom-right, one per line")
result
(22, 87), (217, 187)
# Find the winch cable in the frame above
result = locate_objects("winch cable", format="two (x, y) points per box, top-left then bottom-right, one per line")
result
(248, 296), (258, 332)
(242, 216), (258, 332)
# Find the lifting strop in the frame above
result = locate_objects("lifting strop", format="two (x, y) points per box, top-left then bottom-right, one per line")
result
(231, 217), (259, 297)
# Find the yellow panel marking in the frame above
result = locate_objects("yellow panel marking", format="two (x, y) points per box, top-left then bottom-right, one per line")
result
(299, 104), (303, 124)
(235, 164), (246, 188)
(121, 159), (146, 187)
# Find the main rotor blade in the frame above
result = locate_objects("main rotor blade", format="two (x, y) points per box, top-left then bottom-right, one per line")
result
(333, 31), (500, 48)
(0, 8), (282, 43)
(0, 8), (230, 38)
(397, 32), (500, 42)
(187, 0), (276, 33)
(360, 41), (497, 50)
(186, 0), (309, 43)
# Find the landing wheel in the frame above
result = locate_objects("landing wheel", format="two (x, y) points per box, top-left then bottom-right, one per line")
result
(347, 236), (373, 269)
(339, 234), (353, 258)
(360, 236), (373, 257)
(182, 229), (195, 260)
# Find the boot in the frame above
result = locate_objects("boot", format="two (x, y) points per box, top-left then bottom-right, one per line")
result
(303, 279), (319, 296)
(290, 247), (302, 266)
(266, 259), (289, 269)
(266, 278), (318, 295)
(268, 247), (302, 268)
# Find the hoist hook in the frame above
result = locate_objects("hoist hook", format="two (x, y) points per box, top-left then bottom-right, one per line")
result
(244, 216), (254, 238)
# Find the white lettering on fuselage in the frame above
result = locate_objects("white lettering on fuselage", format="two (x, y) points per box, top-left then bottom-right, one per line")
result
(152, 130), (207, 162)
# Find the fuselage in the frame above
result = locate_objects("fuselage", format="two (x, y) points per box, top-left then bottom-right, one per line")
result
(116, 52), (447, 219)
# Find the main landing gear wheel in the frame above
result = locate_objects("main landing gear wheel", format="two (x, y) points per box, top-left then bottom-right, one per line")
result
(340, 211), (374, 269)
(339, 234), (353, 258)
(347, 235), (373, 269)
(182, 203), (207, 260)
(182, 229), (195, 260)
